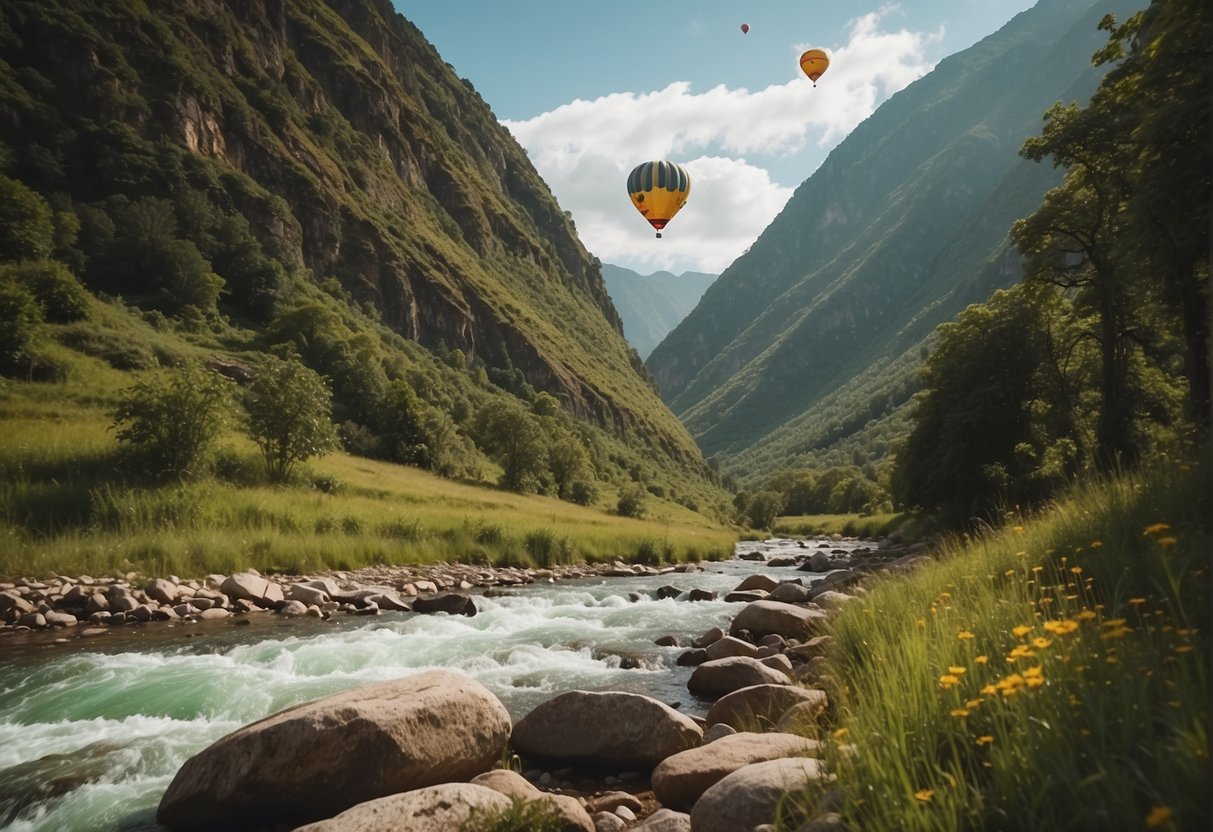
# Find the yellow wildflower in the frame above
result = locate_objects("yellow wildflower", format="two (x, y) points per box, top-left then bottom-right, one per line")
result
(1090, 540), (1102, 548)
(1175, 645), (1193, 654)
(1142, 523), (1170, 536)
(1013, 526), (1024, 533)
(1004, 570), (1016, 577)
(914, 789), (934, 802)
(948, 666), (967, 675)
(1031, 566), (1044, 573)
(1102, 618), (1127, 628)
(939, 674), (960, 689)
(1156, 536), (1177, 548)
(1070, 566), (1083, 575)
(976, 735), (994, 746)
(1032, 637), (1053, 649)
(1145, 806), (1174, 828)
(1012, 624), (1033, 637)
(1101, 626), (1132, 640)
(1077, 609), (1097, 621)
(980, 684), (998, 695)
(1044, 619), (1079, 635)
(975, 655), (989, 664)
(965, 698), (983, 709)
(957, 629), (974, 640)
(832, 727), (849, 739)
(950, 708), (970, 718)
(1129, 597), (1147, 606)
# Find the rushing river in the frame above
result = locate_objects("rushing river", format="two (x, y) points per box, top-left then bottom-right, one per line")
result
(0, 538), (861, 831)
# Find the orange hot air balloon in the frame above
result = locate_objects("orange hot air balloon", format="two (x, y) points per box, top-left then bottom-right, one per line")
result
(799, 48), (830, 86)
(740, 23), (750, 34)
(627, 161), (691, 239)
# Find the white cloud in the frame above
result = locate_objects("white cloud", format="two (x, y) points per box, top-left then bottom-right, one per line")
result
(503, 9), (940, 274)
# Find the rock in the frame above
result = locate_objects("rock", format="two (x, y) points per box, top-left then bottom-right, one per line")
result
(632, 808), (691, 831)
(706, 685), (826, 730)
(686, 589), (716, 602)
(197, 607), (230, 620)
(287, 584), (330, 606)
(654, 635), (680, 647)
(786, 636), (833, 662)
(614, 805), (636, 821)
(84, 593), (109, 615)
(689, 757), (826, 832)
(220, 573), (282, 607)
(702, 723), (737, 743)
(18, 612), (45, 628)
(470, 770), (593, 832)
(734, 574), (780, 593)
(724, 589), (769, 603)
(79, 627), (109, 638)
(676, 648), (708, 667)
(157, 669), (511, 830)
(291, 783), (511, 832)
(44, 611), (78, 627)
(738, 551), (765, 561)
(412, 593), (476, 616)
(278, 600), (309, 617)
(511, 691), (702, 767)
(729, 601), (827, 641)
(367, 592), (410, 612)
(592, 812), (627, 832)
(656, 585), (684, 599)
(806, 551), (831, 572)
(768, 582), (813, 604)
(808, 590), (856, 610)
(145, 579), (179, 605)
(585, 791), (643, 814)
(692, 626), (724, 649)
(687, 657), (790, 699)
(652, 732), (820, 809)
(760, 653), (796, 679)
(301, 578), (343, 596)
(775, 699), (831, 733)
(704, 636), (759, 661)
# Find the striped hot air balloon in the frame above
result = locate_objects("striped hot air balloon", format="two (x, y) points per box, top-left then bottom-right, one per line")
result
(626, 161), (691, 239)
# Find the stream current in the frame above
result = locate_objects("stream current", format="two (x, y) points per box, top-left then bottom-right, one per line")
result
(0, 537), (862, 831)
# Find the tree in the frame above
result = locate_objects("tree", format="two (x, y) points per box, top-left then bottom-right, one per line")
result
(472, 400), (550, 493)
(616, 483), (648, 519)
(243, 355), (340, 482)
(112, 363), (235, 477)
(0, 279), (43, 378)
(1, 260), (90, 322)
(746, 490), (786, 530)
(0, 176), (54, 262)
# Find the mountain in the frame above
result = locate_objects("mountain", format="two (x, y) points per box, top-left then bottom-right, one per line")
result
(601, 265), (717, 359)
(0, 0), (721, 502)
(645, 0), (1142, 483)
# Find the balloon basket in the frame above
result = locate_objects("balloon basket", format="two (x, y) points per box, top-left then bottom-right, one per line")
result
(655, 232), (662, 239)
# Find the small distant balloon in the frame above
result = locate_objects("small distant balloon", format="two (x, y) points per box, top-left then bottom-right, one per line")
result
(626, 161), (691, 239)
(740, 23), (750, 34)
(799, 48), (830, 86)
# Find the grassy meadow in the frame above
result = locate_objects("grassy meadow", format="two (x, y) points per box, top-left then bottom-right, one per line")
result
(0, 388), (735, 581)
(781, 455), (1210, 830)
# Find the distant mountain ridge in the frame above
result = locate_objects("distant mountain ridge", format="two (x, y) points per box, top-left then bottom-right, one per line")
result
(645, 0), (1142, 482)
(601, 265), (716, 359)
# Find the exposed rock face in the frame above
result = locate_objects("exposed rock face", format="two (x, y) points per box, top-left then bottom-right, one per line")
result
(687, 657), (790, 699)
(688, 757), (826, 832)
(705, 685), (826, 730)
(729, 600), (827, 640)
(291, 783), (511, 832)
(652, 732), (819, 808)
(511, 691), (702, 767)
(157, 670), (511, 831)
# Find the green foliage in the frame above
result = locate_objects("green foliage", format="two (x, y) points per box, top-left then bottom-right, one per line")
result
(0, 278), (42, 377)
(0, 175), (53, 261)
(473, 400), (550, 493)
(243, 355), (339, 482)
(0, 259), (90, 322)
(112, 362), (235, 478)
(459, 797), (565, 832)
(616, 482), (648, 519)
(745, 489), (785, 531)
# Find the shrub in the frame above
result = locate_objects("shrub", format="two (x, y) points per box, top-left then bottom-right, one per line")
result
(243, 354), (340, 482)
(1, 260), (90, 322)
(616, 483), (648, 519)
(0, 279), (43, 377)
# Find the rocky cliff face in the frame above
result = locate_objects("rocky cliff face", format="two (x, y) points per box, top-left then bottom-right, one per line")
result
(1, 0), (698, 462)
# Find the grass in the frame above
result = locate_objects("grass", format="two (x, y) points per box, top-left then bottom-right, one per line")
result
(0, 409), (735, 580)
(782, 455), (1210, 830)
(773, 511), (932, 540)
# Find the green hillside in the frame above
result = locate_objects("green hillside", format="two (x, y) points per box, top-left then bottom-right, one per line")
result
(647, 0), (1142, 483)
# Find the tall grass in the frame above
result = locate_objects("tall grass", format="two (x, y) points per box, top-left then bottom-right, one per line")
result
(788, 457), (1209, 830)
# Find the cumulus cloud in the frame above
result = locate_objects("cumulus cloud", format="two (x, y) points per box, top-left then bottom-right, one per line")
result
(504, 9), (940, 274)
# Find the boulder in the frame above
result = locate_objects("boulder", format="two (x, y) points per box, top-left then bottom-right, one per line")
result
(702, 723), (737, 743)
(689, 757), (826, 832)
(632, 808), (691, 831)
(511, 691), (701, 767)
(145, 579), (179, 605)
(676, 648), (708, 667)
(768, 582), (812, 604)
(592, 812), (627, 832)
(704, 636), (760, 661)
(724, 590), (769, 603)
(287, 584), (330, 606)
(412, 593), (477, 616)
(691, 626), (724, 649)
(157, 670), (511, 831)
(805, 551), (831, 572)
(775, 698), (831, 733)
(733, 574), (779, 593)
(686, 589), (716, 602)
(471, 769), (593, 832)
(706, 685), (826, 730)
(291, 783), (510, 832)
(687, 657), (790, 699)
(220, 573), (283, 607)
(278, 600), (308, 617)
(729, 601), (827, 641)
(760, 653), (796, 679)
(808, 590), (856, 611)
(652, 732), (820, 808)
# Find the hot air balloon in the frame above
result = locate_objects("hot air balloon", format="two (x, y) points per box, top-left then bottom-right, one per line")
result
(799, 48), (830, 86)
(627, 161), (691, 239)
(740, 23), (750, 34)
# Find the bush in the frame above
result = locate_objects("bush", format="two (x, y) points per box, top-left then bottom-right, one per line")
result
(1, 260), (90, 322)
(243, 354), (340, 482)
(616, 483), (648, 519)
(112, 362), (236, 477)
(568, 479), (599, 506)
(0, 279), (43, 377)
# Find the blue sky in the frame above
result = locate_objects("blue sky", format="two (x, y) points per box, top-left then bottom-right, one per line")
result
(394, 1), (1038, 275)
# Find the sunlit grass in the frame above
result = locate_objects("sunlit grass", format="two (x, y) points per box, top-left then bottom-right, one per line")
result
(785, 458), (1209, 830)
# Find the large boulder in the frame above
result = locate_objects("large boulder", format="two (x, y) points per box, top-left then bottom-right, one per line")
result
(470, 769), (594, 832)
(705, 685), (827, 730)
(157, 670), (511, 831)
(511, 691), (701, 767)
(652, 732), (819, 808)
(291, 783), (510, 832)
(704, 635), (760, 661)
(729, 601), (827, 640)
(220, 572), (283, 607)
(767, 582), (812, 604)
(632, 808), (692, 831)
(687, 657), (790, 699)
(413, 593), (477, 616)
(733, 574), (779, 593)
(689, 757), (826, 832)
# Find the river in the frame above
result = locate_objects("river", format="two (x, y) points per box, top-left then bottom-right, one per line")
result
(0, 537), (861, 831)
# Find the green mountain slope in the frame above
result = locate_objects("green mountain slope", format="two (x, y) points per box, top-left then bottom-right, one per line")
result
(646, 0), (1142, 477)
(601, 264), (717, 360)
(0, 0), (718, 497)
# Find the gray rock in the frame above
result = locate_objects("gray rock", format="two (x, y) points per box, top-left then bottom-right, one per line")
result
(653, 732), (820, 809)
(724, 589), (769, 603)
(512, 690), (702, 767)
(706, 685), (826, 730)
(760, 653), (796, 679)
(687, 657), (790, 699)
(287, 584), (330, 606)
(768, 582), (813, 604)
(808, 590), (856, 610)
(689, 757), (825, 832)
(692, 626), (724, 648)
(592, 812), (627, 832)
(220, 573), (283, 607)
(18, 612), (46, 628)
(686, 589), (716, 602)
(676, 648), (708, 666)
(585, 791), (643, 814)
(292, 783), (511, 832)
(702, 723), (738, 744)
(734, 574), (780, 593)
(632, 808), (691, 831)
(145, 579), (179, 605)
(196, 607), (231, 620)
(278, 600), (309, 617)
(704, 635), (760, 661)
(412, 593), (476, 616)
(158, 670), (511, 831)
(470, 769), (594, 832)
(44, 611), (78, 627)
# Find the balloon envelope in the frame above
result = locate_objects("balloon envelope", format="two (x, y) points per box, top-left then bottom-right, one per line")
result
(627, 161), (691, 238)
(799, 48), (830, 84)
(740, 23), (749, 34)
